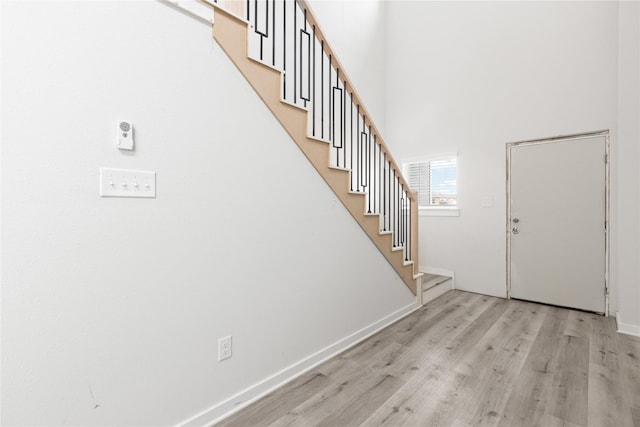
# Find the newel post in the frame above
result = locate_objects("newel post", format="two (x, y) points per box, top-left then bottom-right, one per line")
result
(410, 190), (420, 274)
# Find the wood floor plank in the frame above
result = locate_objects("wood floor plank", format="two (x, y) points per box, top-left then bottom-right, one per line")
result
(216, 371), (331, 427)
(392, 293), (484, 350)
(316, 374), (403, 426)
(547, 334), (589, 425)
(631, 407), (640, 427)
(218, 291), (640, 427)
(361, 297), (509, 426)
(367, 341), (426, 382)
(421, 301), (534, 426)
(271, 372), (401, 426)
(588, 316), (637, 427)
(617, 333), (640, 422)
(542, 413), (583, 427)
(563, 309), (592, 338)
(376, 290), (471, 341)
(452, 301), (549, 427)
(498, 306), (570, 426)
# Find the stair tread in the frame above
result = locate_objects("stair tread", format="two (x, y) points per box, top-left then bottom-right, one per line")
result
(421, 273), (452, 291)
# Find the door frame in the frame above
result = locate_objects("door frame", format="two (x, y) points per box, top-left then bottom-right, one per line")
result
(505, 130), (610, 315)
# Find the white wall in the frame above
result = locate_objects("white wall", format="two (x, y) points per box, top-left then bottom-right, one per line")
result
(386, 2), (625, 303)
(0, 1), (414, 425)
(617, 0), (640, 334)
(308, 0), (387, 135)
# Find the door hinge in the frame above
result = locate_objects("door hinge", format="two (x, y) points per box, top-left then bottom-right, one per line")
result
(605, 153), (608, 164)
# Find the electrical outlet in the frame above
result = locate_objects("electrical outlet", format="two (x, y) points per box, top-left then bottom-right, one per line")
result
(218, 336), (232, 361)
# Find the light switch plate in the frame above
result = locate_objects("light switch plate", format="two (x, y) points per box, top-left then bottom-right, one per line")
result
(100, 168), (156, 198)
(481, 197), (494, 207)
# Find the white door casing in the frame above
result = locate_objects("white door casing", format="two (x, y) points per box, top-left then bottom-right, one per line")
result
(507, 132), (609, 314)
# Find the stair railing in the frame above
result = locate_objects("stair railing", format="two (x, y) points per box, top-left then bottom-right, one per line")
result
(205, 0), (419, 273)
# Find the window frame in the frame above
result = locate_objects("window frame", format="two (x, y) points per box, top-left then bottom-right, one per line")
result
(402, 153), (460, 217)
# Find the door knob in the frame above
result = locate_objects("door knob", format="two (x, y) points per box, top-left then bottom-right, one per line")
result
(512, 227), (520, 234)
(512, 218), (520, 223)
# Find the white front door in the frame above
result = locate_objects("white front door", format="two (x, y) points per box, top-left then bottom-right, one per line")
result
(508, 134), (608, 313)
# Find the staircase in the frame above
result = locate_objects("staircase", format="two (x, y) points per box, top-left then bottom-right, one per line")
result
(201, 0), (422, 295)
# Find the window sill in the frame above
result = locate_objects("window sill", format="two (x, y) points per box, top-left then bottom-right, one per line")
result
(419, 207), (460, 217)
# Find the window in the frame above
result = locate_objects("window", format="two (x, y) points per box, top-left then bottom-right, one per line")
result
(403, 154), (459, 216)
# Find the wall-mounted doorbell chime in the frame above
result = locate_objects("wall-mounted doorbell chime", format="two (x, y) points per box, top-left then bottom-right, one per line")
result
(117, 120), (134, 150)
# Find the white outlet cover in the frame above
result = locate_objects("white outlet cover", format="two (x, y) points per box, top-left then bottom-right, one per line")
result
(218, 336), (232, 361)
(100, 168), (156, 198)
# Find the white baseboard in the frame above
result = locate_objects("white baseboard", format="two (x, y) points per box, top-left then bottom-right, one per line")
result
(178, 302), (420, 427)
(419, 266), (455, 289)
(616, 312), (640, 337)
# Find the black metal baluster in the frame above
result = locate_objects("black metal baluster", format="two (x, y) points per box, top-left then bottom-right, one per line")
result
(312, 25), (316, 137)
(387, 160), (393, 231)
(372, 135), (377, 214)
(361, 116), (368, 195)
(300, 8), (308, 108)
(398, 179), (402, 248)
(389, 164), (393, 237)
(350, 92), (354, 191)
(272, 0), (276, 66)
(396, 174), (400, 247)
(368, 126), (373, 214)
(396, 179), (402, 246)
(400, 184), (406, 246)
(320, 41), (324, 139)
(283, 0), (286, 99)
(403, 193), (408, 260)
(382, 153), (387, 231)
(246, 0), (250, 20)
(254, 0), (268, 62)
(331, 81), (343, 168)
(404, 190), (409, 261)
(407, 197), (412, 261)
(388, 161), (393, 233)
(378, 144), (382, 215)
(299, 28), (310, 107)
(330, 68), (346, 167)
(367, 130), (372, 214)
(332, 68), (338, 166)
(400, 196), (404, 249)
(293, 0), (297, 104)
(393, 171), (397, 246)
(391, 163), (395, 235)
(356, 105), (360, 190)
(343, 81), (347, 169)
(328, 55), (332, 145)
(361, 128), (368, 195)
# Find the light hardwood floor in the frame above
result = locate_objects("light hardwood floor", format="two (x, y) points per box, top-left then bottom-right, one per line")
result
(217, 291), (640, 427)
